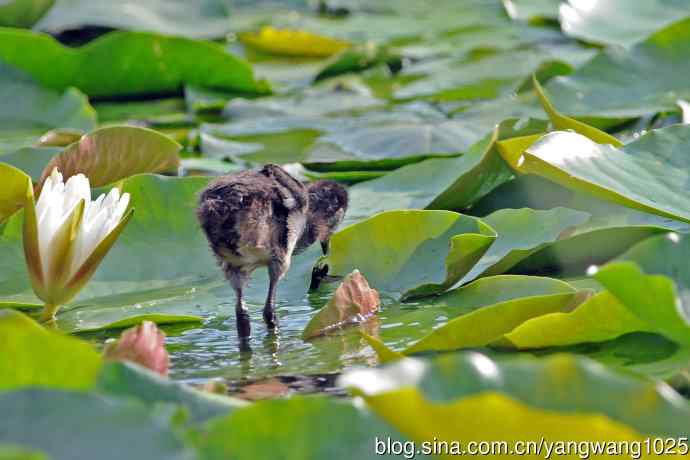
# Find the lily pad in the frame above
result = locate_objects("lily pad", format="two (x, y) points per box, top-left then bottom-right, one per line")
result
(0, 389), (195, 460)
(324, 210), (496, 299)
(502, 0), (560, 22)
(340, 352), (690, 438)
(456, 207), (590, 285)
(0, 28), (267, 98)
(559, 0), (690, 47)
(547, 18), (690, 119)
(38, 126), (182, 188)
(0, 309), (102, 391)
(35, 0), (233, 39)
(239, 26), (351, 57)
(198, 395), (424, 460)
(394, 275), (579, 354)
(96, 361), (245, 423)
(514, 125), (690, 224)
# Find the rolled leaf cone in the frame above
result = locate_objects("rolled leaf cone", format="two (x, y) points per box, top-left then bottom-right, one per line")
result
(103, 321), (170, 377)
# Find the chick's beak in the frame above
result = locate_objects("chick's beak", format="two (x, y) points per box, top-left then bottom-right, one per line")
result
(321, 239), (330, 255)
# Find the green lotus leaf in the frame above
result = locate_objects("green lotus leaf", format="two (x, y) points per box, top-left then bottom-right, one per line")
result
(548, 17), (690, 119)
(0, 309), (102, 391)
(0, 389), (195, 460)
(344, 118), (548, 225)
(323, 210), (497, 299)
(363, 275), (579, 355)
(35, 0), (232, 39)
(340, 352), (690, 438)
(515, 125), (690, 224)
(0, 445), (49, 460)
(457, 207), (590, 285)
(503, 0), (560, 22)
(0, 28), (267, 98)
(198, 395), (423, 460)
(559, 0), (690, 47)
(96, 361), (245, 423)
(38, 126), (181, 188)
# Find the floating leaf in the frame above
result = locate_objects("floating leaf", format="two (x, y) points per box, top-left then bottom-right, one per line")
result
(548, 18), (690, 119)
(515, 125), (690, 224)
(0, 28), (267, 98)
(198, 395), (420, 460)
(239, 26), (350, 57)
(0, 310), (102, 391)
(96, 361), (244, 423)
(324, 210), (496, 299)
(35, 0), (232, 39)
(38, 126), (181, 188)
(303, 270), (379, 339)
(559, 0), (690, 47)
(340, 352), (690, 438)
(0, 389), (195, 460)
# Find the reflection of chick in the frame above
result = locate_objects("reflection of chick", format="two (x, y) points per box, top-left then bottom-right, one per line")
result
(197, 164), (348, 338)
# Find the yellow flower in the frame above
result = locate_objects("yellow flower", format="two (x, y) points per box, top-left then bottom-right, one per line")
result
(23, 168), (133, 321)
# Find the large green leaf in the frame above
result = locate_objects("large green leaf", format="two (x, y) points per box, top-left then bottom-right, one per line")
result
(0, 389), (195, 460)
(324, 210), (496, 299)
(0, 28), (267, 98)
(548, 18), (690, 119)
(0, 0), (53, 27)
(0, 147), (60, 182)
(38, 126), (181, 188)
(457, 207), (590, 285)
(0, 310), (102, 391)
(198, 396), (424, 460)
(35, 0), (232, 39)
(0, 445), (48, 460)
(381, 275), (579, 355)
(96, 361), (245, 423)
(516, 125), (690, 224)
(0, 163), (30, 223)
(559, 0), (690, 47)
(341, 352), (690, 438)
(394, 43), (594, 102)
(344, 118), (548, 225)
(503, 0), (560, 22)
(0, 63), (95, 136)
(593, 233), (690, 346)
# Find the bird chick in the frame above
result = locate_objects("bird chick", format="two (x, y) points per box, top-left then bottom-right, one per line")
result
(197, 164), (348, 338)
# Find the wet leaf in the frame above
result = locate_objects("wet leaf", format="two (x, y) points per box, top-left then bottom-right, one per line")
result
(0, 310), (102, 391)
(325, 210), (496, 299)
(0, 389), (195, 460)
(0, 28), (267, 98)
(198, 395), (423, 460)
(516, 125), (690, 223)
(340, 352), (690, 438)
(96, 361), (244, 423)
(303, 270), (379, 339)
(559, 0), (690, 47)
(548, 18), (690, 119)
(240, 26), (350, 57)
(38, 126), (181, 188)
(35, 0), (232, 39)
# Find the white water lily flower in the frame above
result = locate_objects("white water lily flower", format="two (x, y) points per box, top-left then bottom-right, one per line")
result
(23, 168), (133, 321)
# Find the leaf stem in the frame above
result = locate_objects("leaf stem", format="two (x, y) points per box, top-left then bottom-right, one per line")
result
(39, 303), (59, 323)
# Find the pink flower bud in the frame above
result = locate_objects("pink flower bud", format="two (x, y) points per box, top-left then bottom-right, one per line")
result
(103, 321), (170, 377)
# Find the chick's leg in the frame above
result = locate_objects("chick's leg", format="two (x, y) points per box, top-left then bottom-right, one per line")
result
(264, 258), (288, 330)
(225, 264), (251, 339)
